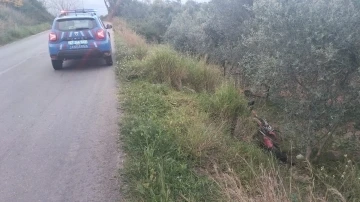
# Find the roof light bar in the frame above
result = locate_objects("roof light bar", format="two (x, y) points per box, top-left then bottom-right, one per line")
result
(58, 9), (97, 17)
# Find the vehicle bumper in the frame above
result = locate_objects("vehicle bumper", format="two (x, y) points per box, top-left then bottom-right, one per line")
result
(50, 49), (111, 60)
(49, 40), (112, 60)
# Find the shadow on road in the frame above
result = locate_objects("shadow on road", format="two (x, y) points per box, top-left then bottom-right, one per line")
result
(59, 58), (111, 72)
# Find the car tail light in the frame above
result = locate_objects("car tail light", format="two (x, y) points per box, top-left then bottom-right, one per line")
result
(49, 32), (57, 41)
(96, 29), (105, 39)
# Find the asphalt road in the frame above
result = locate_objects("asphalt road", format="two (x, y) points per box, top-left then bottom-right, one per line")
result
(0, 32), (121, 201)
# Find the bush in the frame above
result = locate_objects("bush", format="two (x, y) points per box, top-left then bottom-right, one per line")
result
(200, 83), (248, 124)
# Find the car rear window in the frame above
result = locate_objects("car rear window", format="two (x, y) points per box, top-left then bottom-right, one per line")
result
(55, 18), (97, 31)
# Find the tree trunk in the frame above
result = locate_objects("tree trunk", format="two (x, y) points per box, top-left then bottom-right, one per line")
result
(106, 0), (121, 20)
(104, 0), (110, 13)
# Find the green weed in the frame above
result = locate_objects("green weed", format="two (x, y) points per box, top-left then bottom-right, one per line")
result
(200, 82), (248, 124)
(183, 60), (223, 93)
(120, 82), (219, 201)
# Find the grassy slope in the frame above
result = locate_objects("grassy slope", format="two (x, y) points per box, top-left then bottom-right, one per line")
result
(0, 1), (52, 45)
(113, 19), (360, 202)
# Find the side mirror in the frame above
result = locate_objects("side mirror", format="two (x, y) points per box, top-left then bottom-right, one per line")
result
(106, 24), (112, 29)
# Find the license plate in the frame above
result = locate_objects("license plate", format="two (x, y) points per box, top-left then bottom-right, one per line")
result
(69, 45), (89, 49)
(68, 40), (88, 45)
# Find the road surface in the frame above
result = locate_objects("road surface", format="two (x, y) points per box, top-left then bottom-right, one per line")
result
(0, 32), (121, 201)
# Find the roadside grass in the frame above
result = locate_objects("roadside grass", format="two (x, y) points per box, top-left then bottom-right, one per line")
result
(0, 5), (50, 46)
(0, 23), (50, 45)
(120, 82), (219, 201)
(113, 18), (360, 202)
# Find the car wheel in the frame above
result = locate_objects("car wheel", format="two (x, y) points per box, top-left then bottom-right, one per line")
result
(105, 56), (113, 66)
(52, 60), (63, 70)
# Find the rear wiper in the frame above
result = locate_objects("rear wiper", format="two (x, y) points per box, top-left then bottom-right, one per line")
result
(75, 27), (89, 30)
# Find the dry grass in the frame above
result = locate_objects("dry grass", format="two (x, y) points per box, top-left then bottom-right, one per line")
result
(112, 18), (149, 61)
(112, 18), (147, 49)
(210, 162), (290, 202)
(207, 149), (351, 202)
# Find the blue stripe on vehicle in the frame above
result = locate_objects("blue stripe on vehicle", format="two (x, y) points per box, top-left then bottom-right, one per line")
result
(69, 32), (73, 37)
(80, 31), (85, 37)
(88, 30), (94, 38)
(61, 32), (65, 39)
(93, 42), (98, 48)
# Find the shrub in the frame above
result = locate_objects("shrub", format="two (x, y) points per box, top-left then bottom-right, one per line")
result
(200, 83), (248, 124)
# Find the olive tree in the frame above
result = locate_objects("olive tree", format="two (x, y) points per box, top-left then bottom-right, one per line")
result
(164, 1), (208, 55)
(201, 0), (252, 64)
(165, 0), (253, 69)
(238, 0), (360, 158)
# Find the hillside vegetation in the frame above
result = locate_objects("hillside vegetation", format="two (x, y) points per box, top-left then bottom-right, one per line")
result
(110, 0), (360, 201)
(113, 18), (360, 201)
(0, 0), (52, 45)
(111, 0), (360, 169)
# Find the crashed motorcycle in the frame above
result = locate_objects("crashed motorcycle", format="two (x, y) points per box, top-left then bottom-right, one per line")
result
(253, 116), (288, 163)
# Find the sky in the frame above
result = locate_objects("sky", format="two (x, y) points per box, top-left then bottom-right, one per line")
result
(83, 0), (211, 16)
(82, 0), (108, 16)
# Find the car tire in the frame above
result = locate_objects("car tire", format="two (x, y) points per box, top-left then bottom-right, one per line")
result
(105, 56), (113, 66)
(52, 60), (63, 70)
